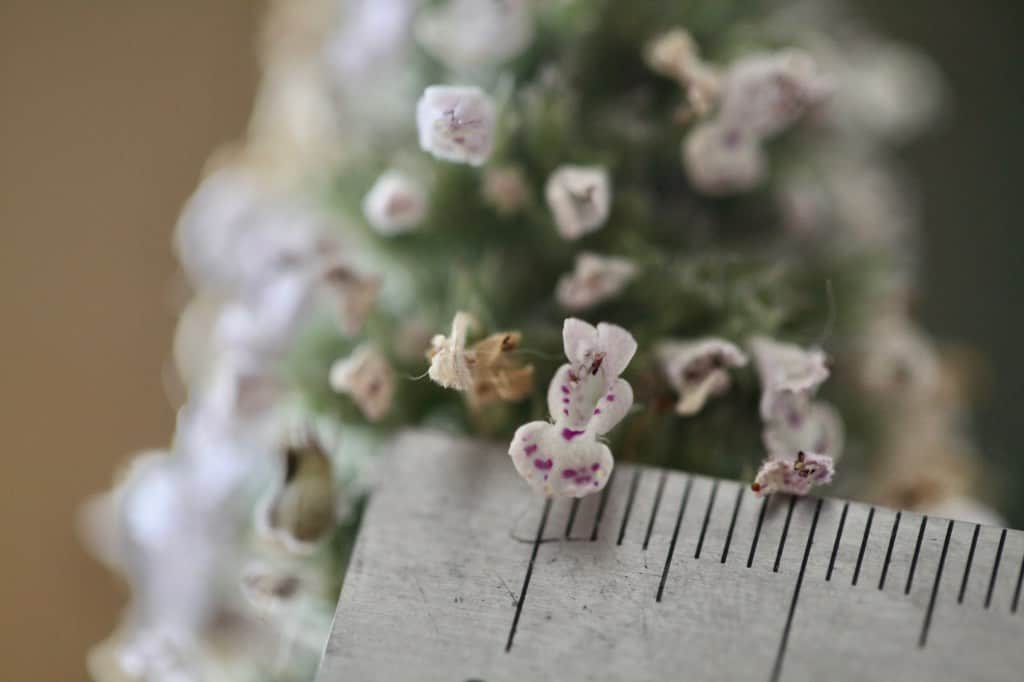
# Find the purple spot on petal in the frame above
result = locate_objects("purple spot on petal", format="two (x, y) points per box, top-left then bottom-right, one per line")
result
(562, 409), (569, 416)
(593, 481), (599, 487)
(563, 398), (570, 404)
(606, 394), (616, 402)
(524, 444), (538, 455)
(533, 458), (553, 470)
(562, 469), (577, 479)
(591, 463), (600, 471)
(561, 428), (585, 441)
(575, 475), (592, 484)
(593, 408), (601, 415)
(561, 385), (570, 394)
(544, 474), (548, 481)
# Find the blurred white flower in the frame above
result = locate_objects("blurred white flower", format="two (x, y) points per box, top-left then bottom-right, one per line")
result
(545, 165), (612, 240)
(684, 49), (831, 195)
(833, 41), (944, 143)
(683, 122), (765, 195)
(509, 319), (637, 498)
(858, 314), (942, 404)
(415, 0), (533, 70)
(322, 260), (381, 337)
(656, 338), (748, 416)
(556, 252), (636, 311)
(362, 170), (428, 235)
(329, 344), (396, 422)
(416, 85), (496, 166)
(762, 396), (844, 461)
(720, 49), (832, 138)
(175, 166), (332, 297)
(749, 336), (830, 420)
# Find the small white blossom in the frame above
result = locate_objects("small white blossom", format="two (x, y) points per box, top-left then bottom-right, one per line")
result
(858, 314), (942, 403)
(556, 252), (637, 311)
(416, 85), (496, 166)
(683, 49), (831, 196)
(362, 170), (428, 235)
(656, 338), (748, 416)
(752, 451), (835, 497)
(683, 122), (765, 195)
(329, 344), (396, 422)
(415, 0), (534, 70)
(426, 311), (477, 391)
(720, 49), (832, 138)
(509, 319), (637, 498)
(750, 336), (841, 495)
(749, 336), (830, 421)
(545, 165), (612, 240)
(645, 28), (721, 116)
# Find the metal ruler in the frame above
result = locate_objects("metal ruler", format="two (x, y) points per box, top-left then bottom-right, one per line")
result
(317, 431), (1024, 681)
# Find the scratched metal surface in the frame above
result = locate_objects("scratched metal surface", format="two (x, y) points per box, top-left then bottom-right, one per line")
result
(317, 431), (1024, 682)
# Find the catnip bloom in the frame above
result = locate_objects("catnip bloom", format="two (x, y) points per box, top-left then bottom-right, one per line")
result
(684, 49), (831, 195)
(509, 319), (637, 498)
(329, 344), (396, 422)
(762, 398), (844, 461)
(556, 252), (637, 311)
(750, 336), (841, 496)
(656, 338), (748, 416)
(749, 336), (830, 421)
(415, 0), (533, 71)
(683, 122), (765, 195)
(751, 451), (835, 496)
(645, 28), (720, 116)
(416, 85), (496, 166)
(720, 50), (832, 138)
(545, 165), (612, 240)
(426, 312), (534, 405)
(362, 170), (427, 235)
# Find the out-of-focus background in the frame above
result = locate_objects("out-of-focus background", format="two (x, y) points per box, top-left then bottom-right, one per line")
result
(0, 1), (1020, 679)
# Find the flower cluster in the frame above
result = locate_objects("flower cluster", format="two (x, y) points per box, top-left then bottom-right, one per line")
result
(84, 0), (998, 679)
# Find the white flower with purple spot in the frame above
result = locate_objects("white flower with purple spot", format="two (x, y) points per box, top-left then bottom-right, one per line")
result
(749, 336), (830, 421)
(752, 451), (835, 497)
(509, 318), (637, 498)
(416, 85), (496, 166)
(656, 338), (748, 416)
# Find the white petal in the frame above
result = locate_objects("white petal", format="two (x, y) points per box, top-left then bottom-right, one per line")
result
(749, 336), (830, 420)
(509, 422), (614, 498)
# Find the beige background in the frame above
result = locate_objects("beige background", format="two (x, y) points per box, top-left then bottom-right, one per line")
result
(1, 2), (262, 679)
